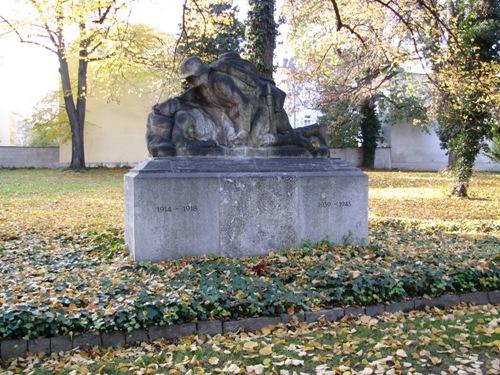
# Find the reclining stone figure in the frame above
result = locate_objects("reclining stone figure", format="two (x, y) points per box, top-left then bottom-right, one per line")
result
(146, 53), (329, 156)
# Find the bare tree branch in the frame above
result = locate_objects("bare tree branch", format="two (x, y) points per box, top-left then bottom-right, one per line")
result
(329, 0), (366, 46)
(0, 14), (57, 53)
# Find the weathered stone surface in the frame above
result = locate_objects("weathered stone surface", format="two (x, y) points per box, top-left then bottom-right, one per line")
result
(28, 337), (51, 354)
(385, 300), (415, 313)
(345, 307), (365, 316)
(146, 54), (329, 156)
(365, 304), (385, 316)
(1, 339), (27, 359)
(223, 317), (280, 333)
(197, 320), (222, 336)
(149, 323), (196, 341)
(73, 332), (101, 348)
(101, 332), (126, 348)
(416, 294), (460, 310)
(460, 292), (489, 305)
(50, 336), (72, 353)
(488, 290), (500, 304)
(125, 329), (149, 344)
(305, 308), (345, 323)
(434, 294), (460, 308)
(280, 312), (305, 323)
(414, 298), (432, 310)
(125, 157), (368, 261)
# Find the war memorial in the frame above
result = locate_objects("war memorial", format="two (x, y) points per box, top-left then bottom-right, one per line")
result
(124, 53), (368, 261)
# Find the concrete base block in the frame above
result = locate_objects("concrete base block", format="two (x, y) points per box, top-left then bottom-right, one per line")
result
(50, 336), (72, 353)
(305, 308), (344, 323)
(385, 300), (415, 313)
(73, 332), (101, 349)
(345, 307), (365, 316)
(365, 304), (385, 316)
(101, 332), (125, 348)
(149, 323), (196, 341)
(415, 294), (460, 310)
(414, 298), (432, 310)
(223, 317), (280, 333)
(1, 339), (27, 359)
(488, 291), (500, 304)
(125, 157), (368, 261)
(28, 337), (51, 354)
(460, 292), (489, 305)
(434, 294), (460, 308)
(125, 329), (149, 344)
(280, 312), (305, 324)
(197, 320), (222, 336)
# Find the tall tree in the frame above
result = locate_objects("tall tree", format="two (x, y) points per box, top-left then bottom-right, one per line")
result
(283, 0), (409, 161)
(286, 0), (498, 196)
(0, 0), (142, 169)
(429, 0), (499, 196)
(245, 0), (278, 78)
(177, 0), (244, 63)
(23, 25), (180, 149)
(359, 98), (381, 168)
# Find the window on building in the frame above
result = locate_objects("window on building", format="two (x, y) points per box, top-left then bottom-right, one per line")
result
(304, 115), (311, 126)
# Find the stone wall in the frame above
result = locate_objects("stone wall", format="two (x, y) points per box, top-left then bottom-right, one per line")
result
(0, 146), (60, 168)
(331, 147), (499, 171)
(389, 122), (499, 172)
(330, 148), (392, 169)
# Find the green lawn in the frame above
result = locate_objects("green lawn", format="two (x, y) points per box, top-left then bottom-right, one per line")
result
(0, 169), (498, 373)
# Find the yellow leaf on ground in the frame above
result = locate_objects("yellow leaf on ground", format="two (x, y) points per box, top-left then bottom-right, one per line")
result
(208, 357), (219, 365)
(243, 341), (259, 352)
(396, 349), (407, 358)
(259, 345), (273, 356)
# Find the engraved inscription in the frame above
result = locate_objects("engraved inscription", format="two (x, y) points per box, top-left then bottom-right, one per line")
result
(157, 205), (198, 213)
(157, 206), (172, 212)
(318, 201), (351, 208)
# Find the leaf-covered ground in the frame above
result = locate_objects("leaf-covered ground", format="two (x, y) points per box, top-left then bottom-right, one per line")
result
(0, 169), (498, 240)
(0, 170), (499, 341)
(2, 305), (499, 374)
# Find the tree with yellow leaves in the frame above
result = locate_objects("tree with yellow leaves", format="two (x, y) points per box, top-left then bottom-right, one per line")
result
(1, 0), (176, 170)
(285, 0), (498, 195)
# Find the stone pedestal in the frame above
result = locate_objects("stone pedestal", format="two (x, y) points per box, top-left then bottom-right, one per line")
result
(125, 157), (368, 262)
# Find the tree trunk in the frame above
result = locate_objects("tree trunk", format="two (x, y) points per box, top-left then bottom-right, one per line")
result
(447, 152), (456, 170)
(58, 53), (86, 169)
(452, 179), (468, 197)
(450, 154), (474, 198)
(261, 12), (275, 79)
(247, 0), (277, 79)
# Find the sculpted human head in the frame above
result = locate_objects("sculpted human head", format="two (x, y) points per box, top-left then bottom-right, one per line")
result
(180, 56), (209, 87)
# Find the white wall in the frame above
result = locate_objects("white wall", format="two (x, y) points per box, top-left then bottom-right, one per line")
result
(0, 110), (10, 146)
(290, 108), (323, 129)
(0, 54), (11, 146)
(0, 146), (59, 168)
(390, 122), (499, 171)
(59, 91), (155, 166)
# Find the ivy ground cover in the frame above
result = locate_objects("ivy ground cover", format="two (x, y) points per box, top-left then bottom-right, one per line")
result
(0, 170), (498, 341)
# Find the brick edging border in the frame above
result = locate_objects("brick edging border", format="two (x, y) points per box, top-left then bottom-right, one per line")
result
(1, 291), (498, 360)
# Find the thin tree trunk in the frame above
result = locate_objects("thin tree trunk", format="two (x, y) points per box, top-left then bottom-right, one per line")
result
(247, 0), (277, 79)
(262, 17), (275, 79)
(58, 53), (86, 169)
(447, 152), (456, 170)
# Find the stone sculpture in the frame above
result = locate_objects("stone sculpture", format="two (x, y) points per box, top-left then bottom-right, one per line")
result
(146, 53), (329, 157)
